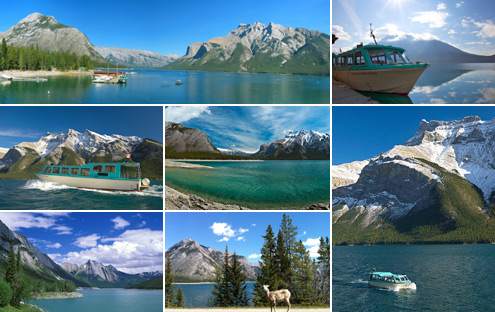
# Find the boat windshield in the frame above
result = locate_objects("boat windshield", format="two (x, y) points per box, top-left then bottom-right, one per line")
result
(368, 49), (388, 65)
(387, 50), (406, 63)
(121, 164), (141, 179)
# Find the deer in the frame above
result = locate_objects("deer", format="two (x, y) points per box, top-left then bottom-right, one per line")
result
(263, 285), (291, 312)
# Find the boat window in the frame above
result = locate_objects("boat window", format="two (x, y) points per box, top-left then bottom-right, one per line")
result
(355, 51), (365, 65)
(387, 50), (406, 64)
(121, 164), (139, 179)
(402, 52), (411, 63)
(368, 49), (388, 64)
(81, 168), (90, 176)
(52, 167), (60, 174)
(93, 165), (103, 173)
(61, 167), (69, 175)
(71, 168), (80, 175)
(43, 167), (52, 174)
(105, 165), (116, 173)
(346, 53), (354, 65)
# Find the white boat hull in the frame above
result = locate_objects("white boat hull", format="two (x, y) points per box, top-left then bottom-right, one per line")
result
(368, 280), (412, 289)
(332, 67), (427, 95)
(36, 174), (143, 191)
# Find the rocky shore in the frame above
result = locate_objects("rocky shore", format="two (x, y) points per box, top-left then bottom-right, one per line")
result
(1, 69), (91, 78)
(32, 291), (83, 299)
(165, 185), (329, 210)
(165, 159), (213, 169)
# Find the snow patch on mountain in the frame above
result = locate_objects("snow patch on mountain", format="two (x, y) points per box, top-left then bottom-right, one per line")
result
(96, 47), (180, 68)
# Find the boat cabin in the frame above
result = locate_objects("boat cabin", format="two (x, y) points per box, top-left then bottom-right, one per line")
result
(333, 45), (412, 68)
(40, 163), (142, 180)
(369, 272), (410, 284)
(93, 70), (125, 77)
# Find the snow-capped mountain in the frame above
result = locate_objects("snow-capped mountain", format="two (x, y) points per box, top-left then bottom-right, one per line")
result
(165, 22), (330, 75)
(0, 147), (8, 159)
(333, 116), (495, 243)
(166, 238), (257, 282)
(95, 47), (180, 68)
(0, 12), (105, 61)
(254, 130), (330, 160)
(217, 148), (255, 157)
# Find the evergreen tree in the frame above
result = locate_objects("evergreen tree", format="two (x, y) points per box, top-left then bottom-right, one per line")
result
(292, 240), (314, 304)
(316, 236), (330, 304)
(0, 279), (12, 308)
(164, 253), (176, 308)
(230, 252), (249, 306)
(253, 224), (278, 306)
(5, 245), (23, 307)
(276, 229), (290, 289)
(0, 38), (7, 70)
(175, 286), (185, 307)
(211, 245), (233, 306)
(280, 214), (298, 289)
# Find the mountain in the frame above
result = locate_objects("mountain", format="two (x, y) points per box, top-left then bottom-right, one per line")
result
(333, 116), (495, 245)
(218, 148), (255, 157)
(0, 219), (90, 287)
(0, 12), (105, 62)
(95, 47), (180, 68)
(166, 238), (257, 282)
(125, 276), (163, 290)
(382, 36), (495, 64)
(62, 260), (155, 288)
(0, 129), (163, 179)
(165, 122), (220, 156)
(254, 130), (330, 160)
(164, 22), (330, 75)
(0, 148), (8, 159)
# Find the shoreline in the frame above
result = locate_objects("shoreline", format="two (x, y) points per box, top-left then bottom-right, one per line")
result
(165, 159), (214, 169)
(31, 291), (83, 299)
(165, 185), (329, 210)
(1, 69), (92, 78)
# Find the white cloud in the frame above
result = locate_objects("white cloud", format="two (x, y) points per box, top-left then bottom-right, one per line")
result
(73, 234), (101, 248)
(448, 29), (456, 34)
(62, 229), (163, 274)
(332, 25), (352, 41)
(210, 222), (236, 237)
(111, 216), (130, 229)
(303, 238), (321, 247)
(307, 246), (320, 258)
(53, 226), (72, 235)
(236, 236), (245, 241)
(138, 221), (147, 228)
(218, 237), (230, 242)
(302, 231), (307, 236)
(474, 20), (495, 38)
(411, 11), (449, 28)
(165, 106), (211, 123)
(47, 253), (62, 262)
(251, 224), (256, 227)
(0, 129), (42, 138)
(248, 254), (261, 259)
(0, 213), (57, 231)
(437, 3), (446, 10)
(456, 1), (464, 8)
(238, 228), (249, 234)
(47, 243), (62, 249)
(465, 41), (491, 45)
(476, 87), (495, 104)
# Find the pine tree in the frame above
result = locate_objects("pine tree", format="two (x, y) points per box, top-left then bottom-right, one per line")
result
(276, 229), (290, 289)
(280, 214), (298, 289)
(175, 286), (185, 307)
(0, 38), (7, 70)
(211, 245), (233, 307)
(164, 253), (176, 308)
(316, 236), (330, 304)
(292, 240), (314, 304)
(230, 252), (249, 306)
(5, 245), (23, 307)
(253, 224), (278, 306)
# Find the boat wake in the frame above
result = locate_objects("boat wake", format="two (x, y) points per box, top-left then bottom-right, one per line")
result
(351, 279), (368, 285)
(381, 282), (417, 292)
(23, 180), (163, 197)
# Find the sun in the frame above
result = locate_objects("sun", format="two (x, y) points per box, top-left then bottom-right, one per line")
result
(385, 0), (408, 12)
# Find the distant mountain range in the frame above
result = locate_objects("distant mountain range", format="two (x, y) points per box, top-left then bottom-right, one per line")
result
(164, 22), (330, 75)
(0, 129), (163, 179)
(166, 238), (258, 282)
(333, 116), (495, 244)
(165, 122), (330, 160)
(95, 47), (179, 68)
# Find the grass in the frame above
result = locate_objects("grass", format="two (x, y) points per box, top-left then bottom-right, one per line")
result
(0, 304), (44, 312)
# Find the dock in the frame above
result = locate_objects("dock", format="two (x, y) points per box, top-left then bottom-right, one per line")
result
(332, 80), (378, 104)
(92, 70), (126, 84)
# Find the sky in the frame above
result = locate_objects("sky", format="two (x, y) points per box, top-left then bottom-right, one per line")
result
(0, 212), (163, 274)
(0, 0), (330, 56)
(0, 106), (163, 148)
(165, 106), (330, 152)
(165, 211), (330, 261)
(332, 0), (495, 56)
(332, 106), (495, 165)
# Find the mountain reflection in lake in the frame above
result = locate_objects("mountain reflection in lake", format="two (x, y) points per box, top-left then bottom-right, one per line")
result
(360, 63), (495, 104)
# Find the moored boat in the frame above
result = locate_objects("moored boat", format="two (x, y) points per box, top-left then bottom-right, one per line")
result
(175, 79), (183, 85)
(35, 162), (150, 191)
(368, 271), (414, 289)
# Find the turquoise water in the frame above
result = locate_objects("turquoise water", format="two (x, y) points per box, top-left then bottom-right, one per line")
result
(0, 69), (330, 104)
(176, 282), (256, 307)
(333, 245), (495, 311)
(0, 179), (162, 210)
(165, 161), (330, 209)
(28, 289), (163, 312)
(360, 63), (495, 104)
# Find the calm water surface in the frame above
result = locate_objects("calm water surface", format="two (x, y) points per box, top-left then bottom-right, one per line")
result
(165, 161), (330, 209)
(176, 282), (256, 307)
(333, 245), (495, 312)
(0, 69), (330, 104)
(0, 179), (162, 209)
(28, 289), (162, 312)
(361, 63), (495, 104)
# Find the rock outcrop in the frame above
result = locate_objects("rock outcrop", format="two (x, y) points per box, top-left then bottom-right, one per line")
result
(165, 122), (220, 154)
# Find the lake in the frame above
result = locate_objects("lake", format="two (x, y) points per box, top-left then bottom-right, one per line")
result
(0, 179), (162, 209)
(333, 244), (495, 312)
(360, 63), (495, 104)
(28, 289), (163, 312)
(0, 69), (330, 104)
(165, 161), (330, 209)
(176, 282), (256, 307)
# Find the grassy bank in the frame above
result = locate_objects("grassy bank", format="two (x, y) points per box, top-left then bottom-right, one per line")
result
(0, 304), (44, 312)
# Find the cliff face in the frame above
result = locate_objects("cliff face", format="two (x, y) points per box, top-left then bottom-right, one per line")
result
(165, 122), (220, 153)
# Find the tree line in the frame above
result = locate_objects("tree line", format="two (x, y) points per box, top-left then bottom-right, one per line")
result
(0, 38), (93, 72)
(164, 213), (330, 308)
(0, 245), (77, 309)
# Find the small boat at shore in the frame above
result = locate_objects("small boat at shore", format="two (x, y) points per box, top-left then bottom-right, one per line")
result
(36, 162), (150, 191)
(175, 79), (184, 85)
(1, 74), (14, 80)
(368, 271), (414, 289)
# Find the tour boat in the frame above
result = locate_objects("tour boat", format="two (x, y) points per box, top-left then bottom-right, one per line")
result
(368, 271), (413, 289)
(175, 79), (184, 85)
(36, 162), (150, 191)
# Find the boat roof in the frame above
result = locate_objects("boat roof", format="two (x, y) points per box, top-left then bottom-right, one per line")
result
(369, 271), (408, 278)
(44, 162), (140, 167)
(335, 44), (406, 56)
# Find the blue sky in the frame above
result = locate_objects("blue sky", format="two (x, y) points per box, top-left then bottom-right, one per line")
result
(0, 212), (163, 274)
(0, 0), (330, 56)
(165, 106), (330, 152)
(332, 106), (495, 165)
(165, 211), (330, 261)
(0, 106), (162, 148)
(332, 0), (495, 56)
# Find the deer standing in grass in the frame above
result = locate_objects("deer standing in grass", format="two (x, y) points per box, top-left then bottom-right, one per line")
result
(263, 285), (291, 312)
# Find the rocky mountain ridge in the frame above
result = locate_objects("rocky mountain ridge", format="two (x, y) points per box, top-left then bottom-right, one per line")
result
(95, 47), (180, 68)
(165, 122), (220, 154)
